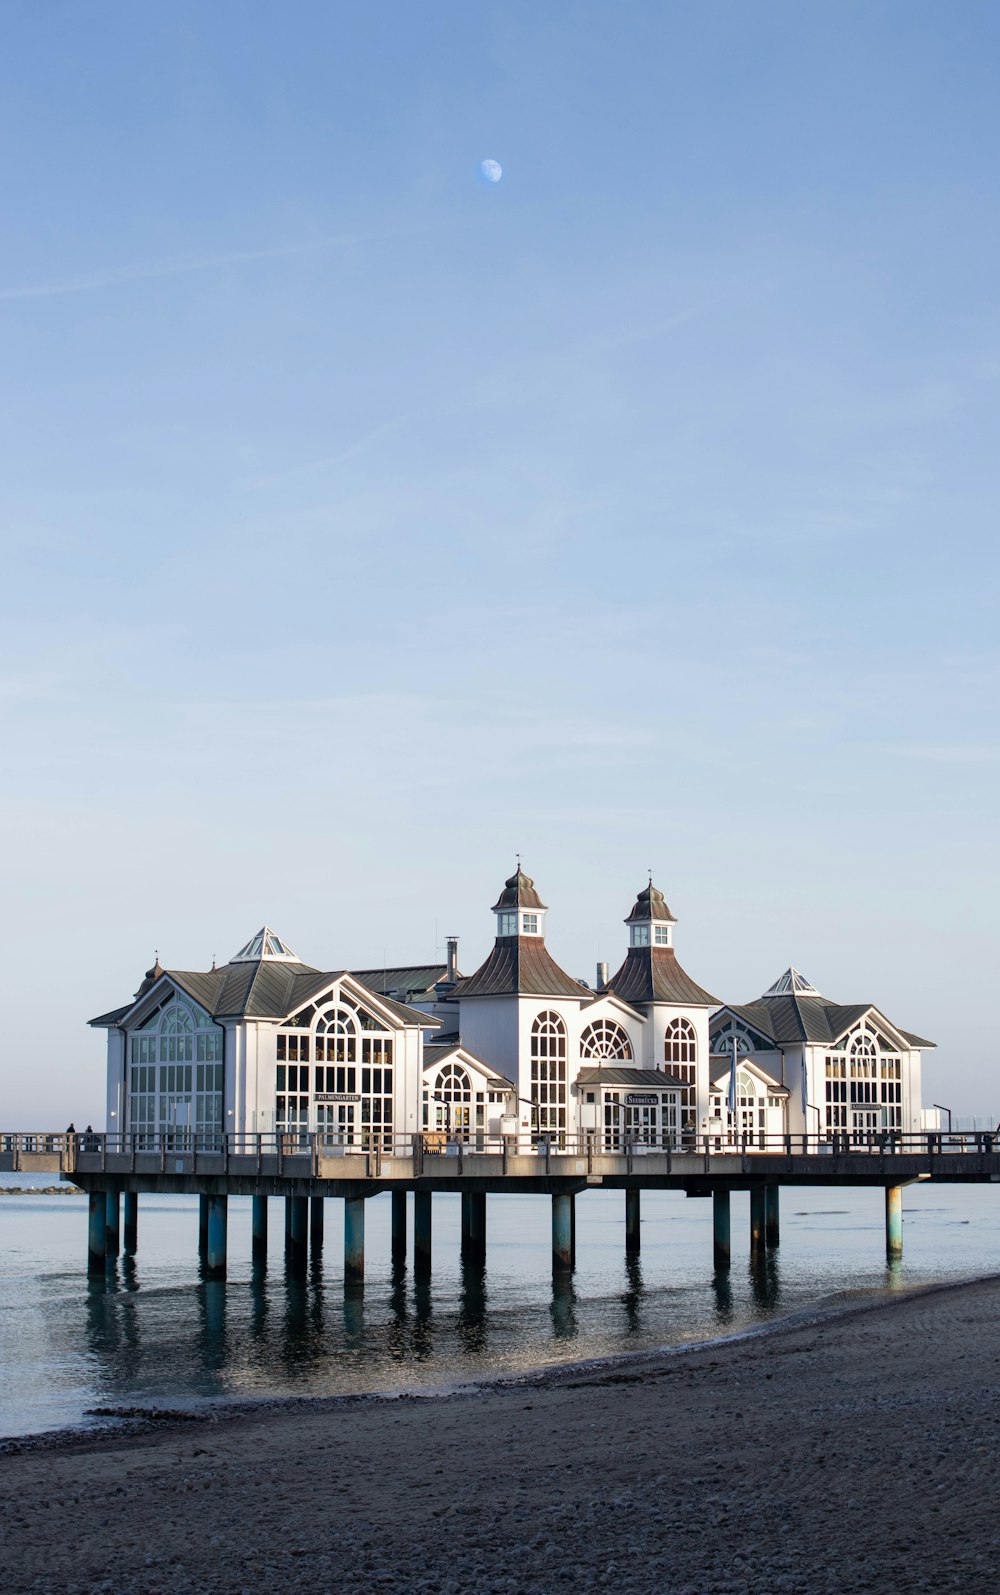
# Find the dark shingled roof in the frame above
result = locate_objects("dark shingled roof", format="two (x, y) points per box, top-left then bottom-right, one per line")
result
(605, 947), (718, 1007)
(491, 867), (546, 912)
(351, 964), (451, 1000)
(624, 881), (677, 925)
(453, 937), (587, 1000)
(90, 962), (440, 1030)
(422, 1041), (516, 1089)
(708, 1055), (789, 1093)
(89, 1003), (133, 1028)
(577, 1066), (687, 1090)
(714, 997), (935, 1050)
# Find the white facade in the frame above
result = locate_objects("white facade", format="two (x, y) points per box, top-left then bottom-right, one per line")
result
(91, 888), (933, 1151)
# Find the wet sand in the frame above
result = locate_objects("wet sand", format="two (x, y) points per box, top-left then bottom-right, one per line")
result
(2, 1276), (999, 1594)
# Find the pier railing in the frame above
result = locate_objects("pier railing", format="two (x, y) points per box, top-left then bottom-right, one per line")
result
(4, 1127), (999, 1179)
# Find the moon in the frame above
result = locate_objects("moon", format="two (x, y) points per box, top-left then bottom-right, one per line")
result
(479, 158), (503, 184)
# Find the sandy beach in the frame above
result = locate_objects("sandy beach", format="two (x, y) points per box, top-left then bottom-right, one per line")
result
(2, 1276), (999, 1595)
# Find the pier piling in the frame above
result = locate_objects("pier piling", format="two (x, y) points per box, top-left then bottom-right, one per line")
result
(764, 1184), (780, 1249)
(105, 1190), (120, 1256)
(123, 1191), (138, 1255)
(750, 1186), (766, 1255)
(461, 1191), (486, 1263)
(87, 1191), (106, 1273)
(391, 1189), (407, 1265)
(885, 1185), (903, 1260)
(344, 1196), (365, 1283)
(205, 1195), (228, 1278)
(199, 1194), (209, 1255)
(310, 1196), (325, 1252)
(286, 1196), (308, 1270)
(713, 1187), (731, 1269)
(552, 1193), (574, 1273)
(625, 1188), (641, 1254)
(252, 1195), (268, 1264)
(414, 1191), (432, 1276)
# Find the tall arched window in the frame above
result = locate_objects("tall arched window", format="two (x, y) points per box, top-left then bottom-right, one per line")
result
(664, 1017), (696, 1063)
(579, 1020), (633, 1061)
(315, 1007), (358, 1063)
(665, 1017), (697, 1129)
(128, 1001), (222, 1148)
(428, 1061), (474, 1138)
(531, 1011), (567, 1141)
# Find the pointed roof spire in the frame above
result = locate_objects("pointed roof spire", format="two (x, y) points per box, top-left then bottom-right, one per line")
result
(490, 865), (547, 912)
(624, 879), (677, 924)
(761, 967), (823, 999)
(229, 925), (300, 964)
(134, 954), (165, 999)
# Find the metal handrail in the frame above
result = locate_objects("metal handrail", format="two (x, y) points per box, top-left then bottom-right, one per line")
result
(8, 1126), (999, 1166)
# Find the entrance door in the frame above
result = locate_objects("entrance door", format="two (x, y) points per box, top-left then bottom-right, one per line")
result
(604, 1098), (622, 1151)
(624, 1103), (658, 1146)
(851, 1107), (881, 1143)
(317, 1102), (357, 1149)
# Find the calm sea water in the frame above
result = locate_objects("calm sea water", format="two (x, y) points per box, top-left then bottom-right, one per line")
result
(2, 1176), (998, 1438)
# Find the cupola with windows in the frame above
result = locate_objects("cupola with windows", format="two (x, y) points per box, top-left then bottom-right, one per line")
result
(491, 865), (547, 940)
(604, 878), (719, 1007)
(453, 866), (586, 999)
(625, 879), (677, 949)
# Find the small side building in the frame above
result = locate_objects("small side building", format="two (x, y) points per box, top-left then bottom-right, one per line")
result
(89, 927), (437, 1149)
(709, 967), (934, 1139)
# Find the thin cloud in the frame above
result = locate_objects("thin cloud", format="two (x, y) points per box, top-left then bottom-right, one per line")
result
(239, 412), (415, 491)
(0, 227), (412, 304)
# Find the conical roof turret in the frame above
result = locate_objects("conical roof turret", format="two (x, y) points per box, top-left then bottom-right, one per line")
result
(625, 879), (677, 924)
(491, 866), (547, 913)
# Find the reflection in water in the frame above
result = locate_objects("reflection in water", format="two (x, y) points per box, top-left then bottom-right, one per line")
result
(458, 1260), (488, 1355)
(250, 1270), (269, 1346)
(621, 1256), (644, 1336)
(343, 1284), (364, 1342)
(412, 1278), (434, 1359)
(749, 1255), (781, 1313)
(551, 1276), (578, 1340)
(712, 1268), (734, 1322)
(199, 1281), (227, 1369)
(4, 1183), (996, 1437)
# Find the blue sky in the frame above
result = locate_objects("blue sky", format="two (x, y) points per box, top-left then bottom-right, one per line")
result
(1, 1), (998, 1119)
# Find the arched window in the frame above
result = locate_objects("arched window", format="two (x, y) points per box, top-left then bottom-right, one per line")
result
(711, 1022), (755, 1057)
(579, 1020), (633, 1061)
(160, 1005), (193, 1062)
(427, 1061), (474, 1138)
(665, 1017), (696, 1064)
(531, 1011), (567, 1140)
(665, 1017), (697, 1129)
(315, 1007), (358, 1063)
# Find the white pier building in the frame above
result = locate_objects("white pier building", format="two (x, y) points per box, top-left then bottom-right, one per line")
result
(89, 866), (933, 1151)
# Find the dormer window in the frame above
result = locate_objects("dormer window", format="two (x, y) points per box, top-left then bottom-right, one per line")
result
(498, 912), (518, 937)
(522, 912), (539, 936)
(631, 924), (651, 947)
(654, 925), (671, 946)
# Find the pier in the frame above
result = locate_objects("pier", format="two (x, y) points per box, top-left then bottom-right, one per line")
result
(6, 1127), (1000, 1281)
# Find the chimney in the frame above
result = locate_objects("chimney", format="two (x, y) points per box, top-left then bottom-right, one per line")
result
(596, 960), (609, 990)
(446, 936), (459, 981)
